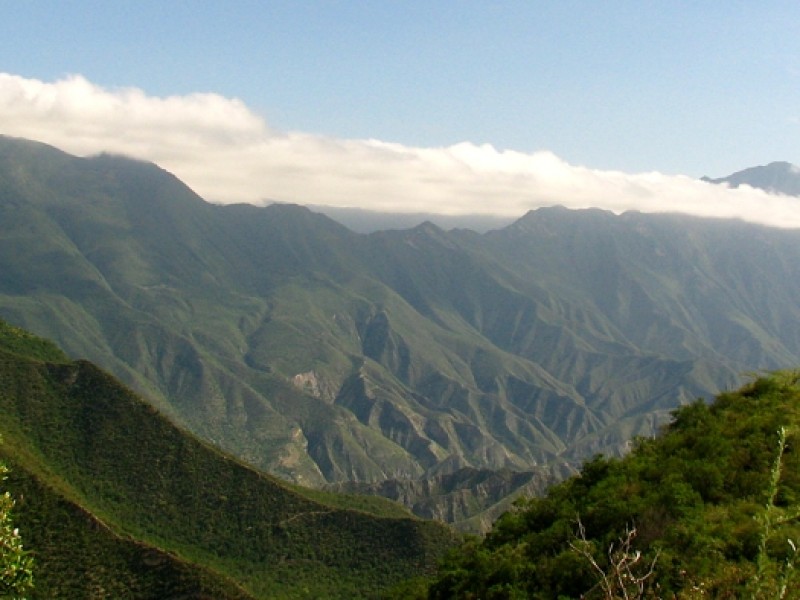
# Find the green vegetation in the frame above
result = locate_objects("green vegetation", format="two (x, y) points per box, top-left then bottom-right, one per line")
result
(427, 371), (800, 598)
(0, 318), (457, 598)
(0, 459), (34, 598)
(0, 322), (66, 364)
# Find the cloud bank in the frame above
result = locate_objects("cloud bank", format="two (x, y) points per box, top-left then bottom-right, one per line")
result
(1, 72), (798, 228)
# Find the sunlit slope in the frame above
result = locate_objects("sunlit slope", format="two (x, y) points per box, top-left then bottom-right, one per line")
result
(0, 319), (456, 598)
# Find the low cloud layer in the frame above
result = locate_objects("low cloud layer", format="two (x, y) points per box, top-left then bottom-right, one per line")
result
(1, 72), (797, 228)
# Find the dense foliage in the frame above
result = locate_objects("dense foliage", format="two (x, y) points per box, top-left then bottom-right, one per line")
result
(0, 319), (457, 598)
(0, 460), (33, 598)
(428, 371), (800, 598)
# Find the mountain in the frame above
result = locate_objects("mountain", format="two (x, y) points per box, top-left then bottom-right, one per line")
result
(327, 464), (572, 534)
(3, 135), (800, 529)
(304, 204), (516, 233)
(426, 371), (800, 598)
(703, 161), (800, 196)
(0, 318), (456, 598)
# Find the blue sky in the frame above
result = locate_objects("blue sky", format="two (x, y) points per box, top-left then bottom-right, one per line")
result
(1, 1), (799, 225)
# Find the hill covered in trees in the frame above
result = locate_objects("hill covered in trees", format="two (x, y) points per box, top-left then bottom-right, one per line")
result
(425, 371), (800, 598)
(0, 319), (456, 598)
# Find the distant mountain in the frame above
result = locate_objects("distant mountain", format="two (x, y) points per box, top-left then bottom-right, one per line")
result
(0, 318), (456, 598)
(3, 135), (800, 530)
(327, 464), (572, 533)
(703, 161), (800, 196)
(304, 204), (516, 233)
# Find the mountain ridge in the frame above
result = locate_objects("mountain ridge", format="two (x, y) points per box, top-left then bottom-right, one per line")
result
(0, 318), (457, 598)
(3, 135), (800, 529)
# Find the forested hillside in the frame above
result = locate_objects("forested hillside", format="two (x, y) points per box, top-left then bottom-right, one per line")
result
(0, 319), (456, 598)
(426, 371), (800, 598)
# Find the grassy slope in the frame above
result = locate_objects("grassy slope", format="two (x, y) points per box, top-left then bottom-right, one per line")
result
(0, 319), (457, 599)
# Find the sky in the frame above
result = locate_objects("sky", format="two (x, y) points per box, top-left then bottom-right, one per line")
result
(1, 1), (800, 227)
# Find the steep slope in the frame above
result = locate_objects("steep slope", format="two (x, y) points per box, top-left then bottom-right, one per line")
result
(327, 464), (573, 534)
(428, 371), (800, 598)
(3, 464), (257, 600)
(484, 207), (800, 395)
(0, 319), (457, 598)
(3, 136), (800, 530)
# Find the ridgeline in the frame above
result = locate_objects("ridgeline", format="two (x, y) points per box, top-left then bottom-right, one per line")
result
(0, 319), (457, 598)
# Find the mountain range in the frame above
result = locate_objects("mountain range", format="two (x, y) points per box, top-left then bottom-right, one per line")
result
(317, 160), (800, 233)
(2, 135), (800, 529)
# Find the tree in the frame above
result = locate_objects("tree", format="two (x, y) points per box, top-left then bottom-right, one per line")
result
(0, 461), (33, 599)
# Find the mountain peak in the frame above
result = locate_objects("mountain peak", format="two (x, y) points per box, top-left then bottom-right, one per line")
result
(703, 161), (800, 196)
(411, 220), (445, 234)
(765, 160), (796, 171)
(504, 205), (616, 236)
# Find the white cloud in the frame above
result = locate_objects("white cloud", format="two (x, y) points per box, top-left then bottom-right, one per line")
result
(0, 72), (798, 228)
